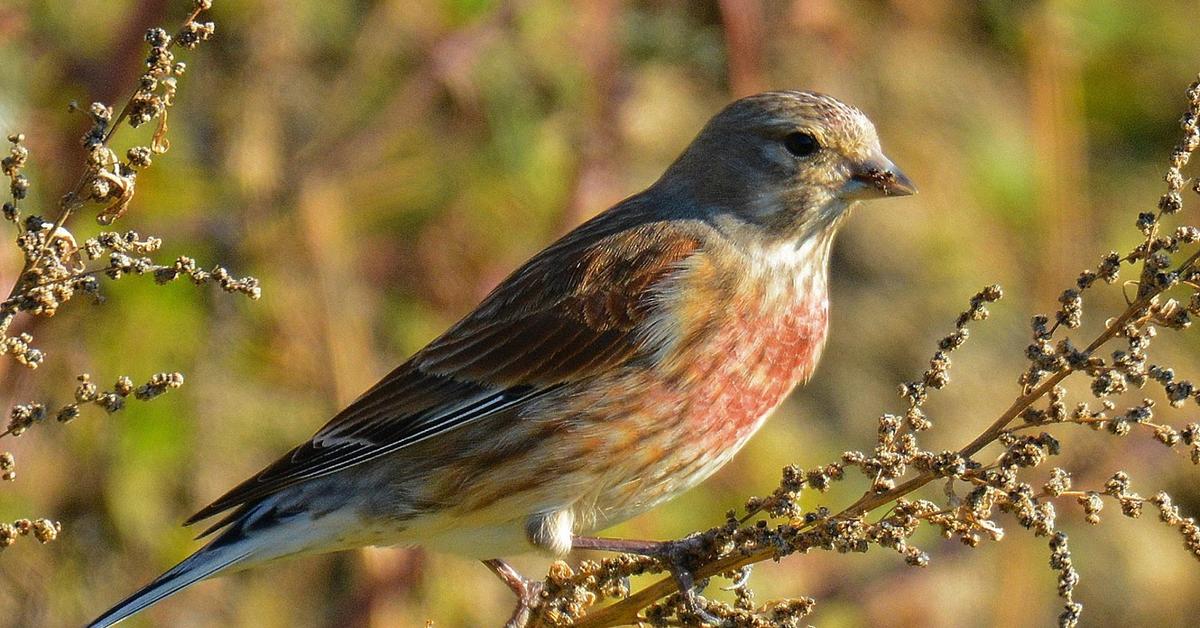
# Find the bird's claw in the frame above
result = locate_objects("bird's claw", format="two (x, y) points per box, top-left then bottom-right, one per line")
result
(720, 565), (753, 591)
(668, 569), (721, 626)
(570, 535), (723, 625)
(508, 579), (545, 628)
(483, 559), (544, 628)
(653, 539), (722, 626)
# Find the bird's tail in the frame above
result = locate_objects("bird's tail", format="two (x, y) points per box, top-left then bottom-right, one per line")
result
(88, 495), (331, 628)
(87, 530), (257, 628)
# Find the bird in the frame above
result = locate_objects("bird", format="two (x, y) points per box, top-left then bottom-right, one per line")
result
(89, 90), (914, 627)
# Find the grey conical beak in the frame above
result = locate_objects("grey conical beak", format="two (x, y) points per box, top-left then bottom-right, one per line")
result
(841, 151), (917, 199)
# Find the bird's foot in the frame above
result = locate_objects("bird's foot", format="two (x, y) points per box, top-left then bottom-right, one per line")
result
(572, 535), (721, 626)
(483, 559), (544, 628)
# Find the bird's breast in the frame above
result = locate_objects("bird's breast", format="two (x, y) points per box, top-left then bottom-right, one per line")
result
(678, 287), (828, 442)
(571, 252), (831, 526)
(652, 241), (832, 446)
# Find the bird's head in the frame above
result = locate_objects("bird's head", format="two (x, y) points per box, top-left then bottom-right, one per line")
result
(659, 90), (914, 241)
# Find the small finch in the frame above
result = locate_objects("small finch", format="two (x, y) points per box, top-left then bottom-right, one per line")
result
(90, 90), (914, 627)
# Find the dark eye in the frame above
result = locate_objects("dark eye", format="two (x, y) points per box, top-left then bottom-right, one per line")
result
(782, 132), (820, 157)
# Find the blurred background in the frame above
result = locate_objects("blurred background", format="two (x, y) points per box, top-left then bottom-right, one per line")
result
(0, 0), (1198, 626)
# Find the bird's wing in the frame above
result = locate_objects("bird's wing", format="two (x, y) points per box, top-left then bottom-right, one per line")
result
(186, 213), (704, 527)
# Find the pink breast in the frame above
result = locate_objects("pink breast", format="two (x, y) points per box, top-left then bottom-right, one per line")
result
(565, 287), (831, 523)
(683, 296), (828, 447)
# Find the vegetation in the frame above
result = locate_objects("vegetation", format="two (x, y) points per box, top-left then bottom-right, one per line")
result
(0, 1), (1196, 626)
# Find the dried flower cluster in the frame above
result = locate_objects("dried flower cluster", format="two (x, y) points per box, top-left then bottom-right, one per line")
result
(526, 76), (1200, 628)
(3, 372), (184, 438)
(2, 2), (255, 360)
(1, 1), (255, 555)
(0, 518), (61, 549)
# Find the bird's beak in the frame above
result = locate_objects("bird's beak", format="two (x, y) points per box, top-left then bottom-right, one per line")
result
(840, 150), (917, 199)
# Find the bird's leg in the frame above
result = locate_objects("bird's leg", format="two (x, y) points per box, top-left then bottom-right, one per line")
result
(483, 559), (543, 628)
(571, 535), (721, 626)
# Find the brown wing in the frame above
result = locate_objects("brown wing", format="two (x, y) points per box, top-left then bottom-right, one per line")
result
(186, 207), (704, 528)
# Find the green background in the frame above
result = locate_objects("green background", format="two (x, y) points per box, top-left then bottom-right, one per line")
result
(0, 1), (1198, 626)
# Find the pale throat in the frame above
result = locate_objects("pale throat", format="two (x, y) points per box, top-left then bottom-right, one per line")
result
(742, 224), (837, 306)
(740, 225), (837, 384)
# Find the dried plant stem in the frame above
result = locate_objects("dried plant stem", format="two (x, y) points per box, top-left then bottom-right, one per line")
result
(0, 0), (245, 557)
(100, 4), (208, 146)
(13, 3), (209, 297)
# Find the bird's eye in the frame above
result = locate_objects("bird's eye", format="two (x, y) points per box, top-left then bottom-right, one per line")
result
(782, 132), (820, 157)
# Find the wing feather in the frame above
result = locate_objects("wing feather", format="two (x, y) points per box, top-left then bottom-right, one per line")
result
(186, 207), (705, 528)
